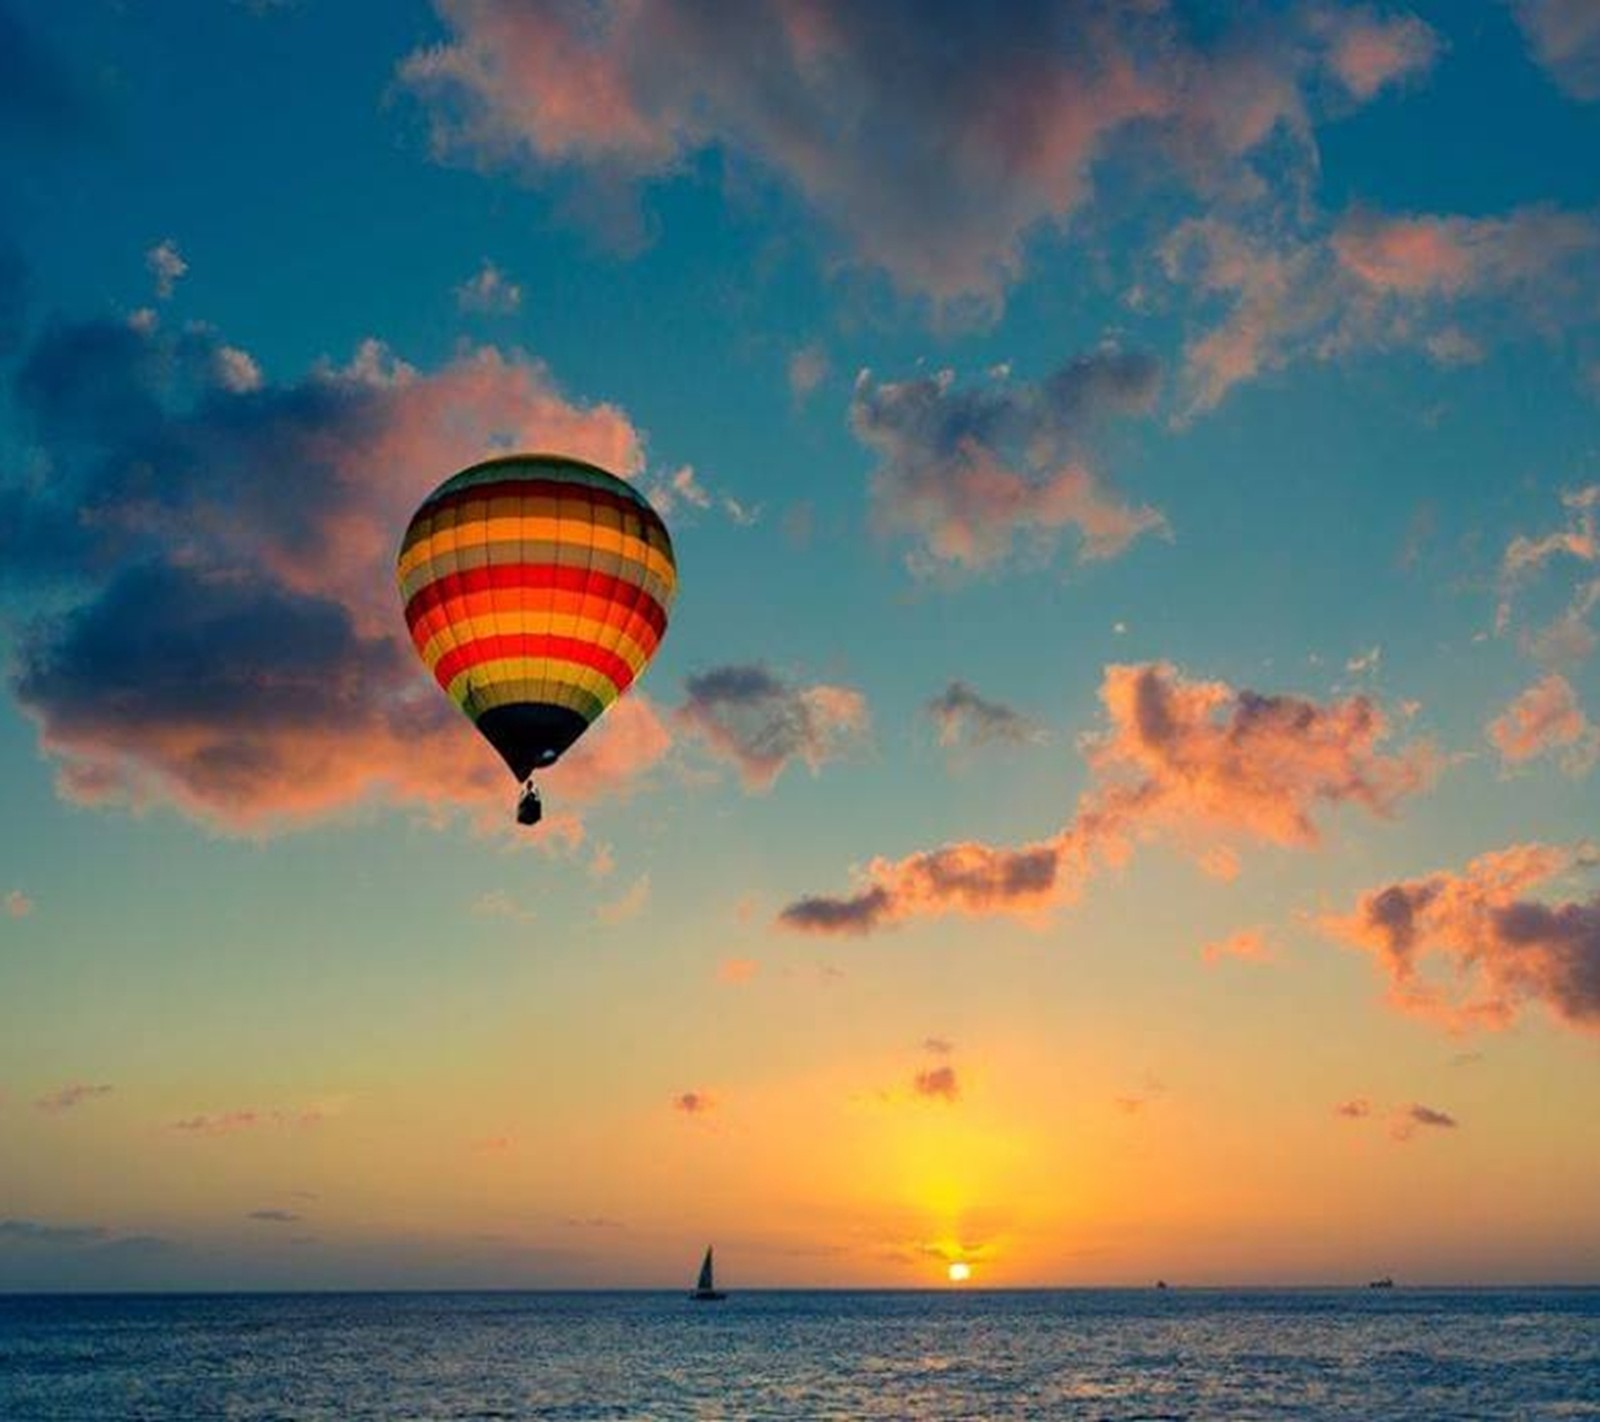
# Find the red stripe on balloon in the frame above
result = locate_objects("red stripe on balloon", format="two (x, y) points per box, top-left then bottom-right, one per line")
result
(403, 563), (668, 640)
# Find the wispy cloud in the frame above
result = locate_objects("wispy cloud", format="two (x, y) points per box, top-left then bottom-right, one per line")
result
(4, 889), (32, 918)
(247, 1210), (301, 1224)
(34, 1083), (112, 1113)
(596, 873), (649, 926)
(1200, 928), (1277, 966)
(170, 1103), (332, 1135)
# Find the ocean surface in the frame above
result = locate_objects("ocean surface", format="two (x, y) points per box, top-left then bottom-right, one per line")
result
(2, 1288), (1597, 1420)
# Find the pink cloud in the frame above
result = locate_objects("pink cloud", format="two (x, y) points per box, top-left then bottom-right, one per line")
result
(1332, 208), (1597, 296)
(782, 661), (1433, 934)
(1334, 1097), (1372, 1119)
(1487, 674), (1598, 774)
(716, 958), (758, 985)
(1317, 8), (1440, 102)
(1322, 842), (1600, 1034)
(1497, 486), (1600, 664)
(4, 889), (33, 918)
(1167, 207), (1599, 414)
(912, 1065), (960, 1103)
(1200, 928), (1277, 966)
(398, 2), (1393, 309)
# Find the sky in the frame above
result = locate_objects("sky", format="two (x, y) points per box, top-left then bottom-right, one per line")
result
(1, 0), (1598, 1292)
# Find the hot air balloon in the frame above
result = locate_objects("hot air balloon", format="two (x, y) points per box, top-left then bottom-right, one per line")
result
(397, 454), (677, 825)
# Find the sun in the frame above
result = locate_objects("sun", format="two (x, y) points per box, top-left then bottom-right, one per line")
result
(947, 1261), (972, 1283)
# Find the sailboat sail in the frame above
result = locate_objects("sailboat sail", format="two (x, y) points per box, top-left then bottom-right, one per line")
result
(690, 1244), (725, 1300)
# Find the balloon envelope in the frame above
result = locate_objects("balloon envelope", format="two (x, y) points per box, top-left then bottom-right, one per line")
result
(397, 454), (676, 784)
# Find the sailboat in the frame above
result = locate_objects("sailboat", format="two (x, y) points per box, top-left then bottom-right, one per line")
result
(689, 1245), (727, 1302)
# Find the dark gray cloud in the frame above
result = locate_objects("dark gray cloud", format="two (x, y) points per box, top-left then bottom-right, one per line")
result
(926, 681), (1043, 750)
(852, 352), (1164, 576)
(678, 663), (867, 789)
(0, 1219), (108, 1247)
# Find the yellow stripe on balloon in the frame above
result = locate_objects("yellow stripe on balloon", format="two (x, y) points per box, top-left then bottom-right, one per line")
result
(397, 521), (675, 589)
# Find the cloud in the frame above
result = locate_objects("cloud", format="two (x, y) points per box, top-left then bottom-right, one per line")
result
(0, 307), (664, 834)
(399, 1), (1427, 310)
(471, 889), (537, 923)
(212, 345), (264, 394)
(852, 353), (1164, 576)
(677, 664), (867, 789)
(5, 889), (32, 918)
(926, 681), (1043, 751)
(596, 873), (650, 926)
(788, 344), (828, 402)
(247, 1210), (301, 1224)
(1497, 485), (1600, 664)
(170, 1105), (328, 1135)
(1487, 673), (1598, 774)
(1334, 1097), (1372, 1118)
(1512, 0), (1600, 101)
(922, 1036), (953, 1056)
(1390, 1102), (1458, 1140)
(912, 1064), (959, 1103)
(1200, 928), (1276, 966)
(455, 259), (523, 314)
(0, 1219), (109, 1247)
(716, 957), (758, 985)
(146, 240), (187, 301)
(1166, 204), (1600, 414)
(1322, 841), (1600, 1034)
(782, 661), (1433, 935)
(1314, 6), (1439, 102)
(673, 1090), (714, 1116)
(34, 1083), (113, 1113)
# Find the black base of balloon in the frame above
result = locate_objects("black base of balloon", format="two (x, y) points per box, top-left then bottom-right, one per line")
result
(476, 704), (591, 783)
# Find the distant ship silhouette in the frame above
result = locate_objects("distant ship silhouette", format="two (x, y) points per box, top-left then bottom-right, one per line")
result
(1367, 1277), (1395, 1290)
(689, 1245), (727, 1302)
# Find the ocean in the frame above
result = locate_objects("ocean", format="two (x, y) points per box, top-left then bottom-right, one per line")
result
(2, 1288), (1597, 1420)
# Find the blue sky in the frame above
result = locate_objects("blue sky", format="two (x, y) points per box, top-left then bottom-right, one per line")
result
(1, 0), (1599, 1289)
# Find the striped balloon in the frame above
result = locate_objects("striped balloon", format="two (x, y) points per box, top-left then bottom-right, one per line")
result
(397, 454), (676, 787)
